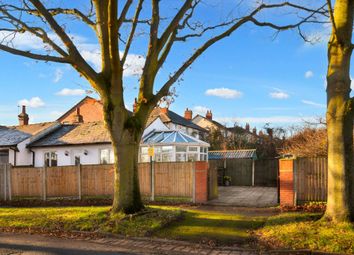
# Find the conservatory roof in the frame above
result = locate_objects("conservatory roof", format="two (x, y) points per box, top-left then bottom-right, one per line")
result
(208, 149), (257, 160)
(142, 130), (209, 146)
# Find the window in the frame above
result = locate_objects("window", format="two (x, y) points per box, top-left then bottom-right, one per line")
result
(187, 153), (198, 162)
(100, 149), (114, 164)
(188, 146), (198, 152)
(176, 146), (186, 152)
(44, 152), (58, 167)
(200, 147), (208, 161)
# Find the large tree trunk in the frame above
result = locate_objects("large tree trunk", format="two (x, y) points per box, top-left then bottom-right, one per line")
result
(325, 0), (354, 222)
(103, 100), (145, 214)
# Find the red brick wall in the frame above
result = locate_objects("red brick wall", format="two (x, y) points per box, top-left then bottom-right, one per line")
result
(194, 161), (208, 203)
(59, 98), (104, 123)
(279, 159), (295, 206)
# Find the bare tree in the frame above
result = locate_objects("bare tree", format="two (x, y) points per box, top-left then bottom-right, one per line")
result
(0, 0), (327, 214)
(325, 0), (354, 222)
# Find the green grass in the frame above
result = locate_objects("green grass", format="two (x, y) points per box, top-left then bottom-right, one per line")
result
(154, 207), (266, 246)
(258, 212), (354, 254)
(0, 206), (182, 237)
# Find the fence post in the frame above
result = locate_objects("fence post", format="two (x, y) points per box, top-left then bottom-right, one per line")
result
(3, 164), (7, 201)
(6, 164), (12, 201)
(77, 164), (82, 200)
(252, 160), (255, 187)
(42, 166), (47, 201)
(151, 161), (155, 201)
(192, 163), (196, 203)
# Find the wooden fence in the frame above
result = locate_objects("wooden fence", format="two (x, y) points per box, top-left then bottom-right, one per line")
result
(0, 162), (214, 202)
(295, 157), (328, 203)
(209, 158), (278, 187)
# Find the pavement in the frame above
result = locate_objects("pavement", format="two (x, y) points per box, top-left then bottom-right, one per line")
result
(207, 187), (278, 207)
(0, 232), (260, 255)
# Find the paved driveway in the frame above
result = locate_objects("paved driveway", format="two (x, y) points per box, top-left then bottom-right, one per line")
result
(208, 186), (278, 207)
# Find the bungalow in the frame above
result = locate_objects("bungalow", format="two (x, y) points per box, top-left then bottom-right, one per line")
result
(0, 98), (209, 167)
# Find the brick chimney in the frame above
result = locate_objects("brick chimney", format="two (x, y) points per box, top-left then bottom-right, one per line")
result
(252, 127), (257, 135)
(245, 123), (250, 132)
(72, 107), (84, 123)
(133, 98), (137, 113)
(160, 107), (168, 114)
(18, 105), (29, 126)
(184, 108), (193, 120)
(206, 110), (213, 120)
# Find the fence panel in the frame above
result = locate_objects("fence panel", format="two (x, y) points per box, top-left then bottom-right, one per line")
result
(254, 159), (278, 187)
(11, 166), (42, 198)
(46, 166), (79, 197)
(295, 157), (327, 203)
(138, 163), (151, 196)
(81, 164), (114, 196)
(154, 162), (193, 197)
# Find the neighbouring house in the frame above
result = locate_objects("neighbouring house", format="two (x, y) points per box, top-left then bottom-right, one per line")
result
(146, 107), (207, 140)
(192, 110), (230, 137)
(57, 96), (104, 124)
(0, 102), (209, 167)
(140, 130), (209, 163)
(0, 106), (60, 166)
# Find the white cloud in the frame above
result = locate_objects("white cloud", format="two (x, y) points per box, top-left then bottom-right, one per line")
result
(269, 91), (289, 99)
(205, 88), (242, 99)
(53, 68), (64, 83)
(302, 100), (326, 108)
(193, 106), (209, 115)
(0, 31), (145, 77)
(18, 97), (45, 108)
(216, 115), (317, 125)
(56, 88), (86, 96)
(305, 70), (314, 78)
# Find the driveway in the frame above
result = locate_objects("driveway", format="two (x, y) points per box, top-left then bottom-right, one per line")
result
(208, 186), (278, 207)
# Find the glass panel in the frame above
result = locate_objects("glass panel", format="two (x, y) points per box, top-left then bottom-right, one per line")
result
(155, 154), (162, 162)
(188, 147), (198, 152)
(162, 146), (173, 152)
(44, 152), (50, 167)
(140, 155), (149, 163)
(75, 156), (80, 166)
(176, 146), (187, 152)
(109, 150), (114, 163)
(51, 152), (58, 167)
(187, 153), (198, 162)
(162, 153), (172, 162)
(176, 153), (186, 162)
(100, 149), (109, 164)
(141, 147), (148, 154)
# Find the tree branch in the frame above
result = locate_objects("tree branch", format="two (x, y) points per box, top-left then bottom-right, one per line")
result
(0, 44), (70, 63)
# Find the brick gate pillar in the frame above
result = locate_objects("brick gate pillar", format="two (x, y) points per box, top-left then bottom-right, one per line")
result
(279, 159), (295, 206)
(194, 161), (208, 203)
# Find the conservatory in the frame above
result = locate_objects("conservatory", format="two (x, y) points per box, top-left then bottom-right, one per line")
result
(140, 130), (210, 163)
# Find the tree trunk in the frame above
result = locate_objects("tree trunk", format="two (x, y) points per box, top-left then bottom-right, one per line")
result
(325, 0), (354, 222)
(103, 102), (145, 214)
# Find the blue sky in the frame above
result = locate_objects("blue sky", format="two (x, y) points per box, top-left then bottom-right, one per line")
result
(0, 1), (347, 130)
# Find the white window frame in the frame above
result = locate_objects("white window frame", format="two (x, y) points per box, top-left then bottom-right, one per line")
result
(44, 151), (58, 167)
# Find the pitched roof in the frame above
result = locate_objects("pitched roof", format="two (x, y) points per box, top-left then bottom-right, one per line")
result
(29, 122), (111, 148)
(146, 108), (207, 132)
(208, 149), (257, 160)
(142, 130), (209, 146)
(0, 122), (56, 148)
(192, 114), (226, 130)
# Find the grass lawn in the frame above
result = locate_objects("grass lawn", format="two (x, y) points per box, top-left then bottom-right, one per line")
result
(0, 206), (182, 237)
(153, 207), (266, 246)
(257, 212), (354, 254)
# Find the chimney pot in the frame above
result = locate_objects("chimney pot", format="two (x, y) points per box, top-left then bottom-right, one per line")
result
(18, 105), (29, 126)
(184, 108), (193, 120)
(206, 110), (212, 120)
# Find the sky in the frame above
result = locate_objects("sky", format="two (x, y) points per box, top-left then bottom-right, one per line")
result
(0, 1), (350, 131)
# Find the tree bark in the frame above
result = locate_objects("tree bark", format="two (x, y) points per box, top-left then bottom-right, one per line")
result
(325, 0), (354, 222)
(102, 99), (145, 214)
